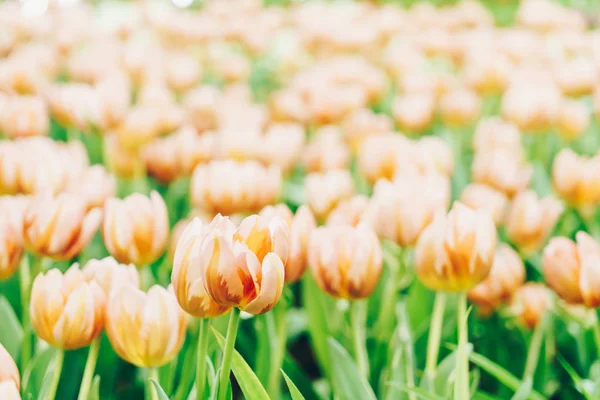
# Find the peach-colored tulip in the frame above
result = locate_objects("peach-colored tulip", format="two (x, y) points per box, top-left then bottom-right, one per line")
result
(0, 212), (23, 280)
(199, 214), (289, 314)
(505, 190), (564, 254)
(191, 160), (281, 215)
(106, 284), (186, 367)
(552, 149), (600, 216)
(472, 150), (533, 197)
(326, 195), (370, 228)
(95, 72), (131, 130)
(439, 88), (481, 127)
(472, 117), (522, 155)
(308, 225), (383, 299)
(463, 50), (512, 94)
(24, 192), (102, 261)
(554, 58), (595, 97)
(417, 136), (454, 177)
(557, 100), (590, 141)
(104, 133), (141, 179)
(47, 83), (101, 131)
(415, 202), (497, 292)
(305, 169), (354, 220)
(468, 244), (525, 315)
(460, 183), (509, 226)
(502, 81), (562, 132)
(0, 343), (20, 399)
(341, 108), (393, 150)
(543, 232), (600, 307)
(171, 218), (232, 318)
(392, 92), (436, 134)
(510, 283), (552, 329)
(30, 266), (105, 349)
(66, 165), (116, 209)
(303, 126), (351, 173)
(166, 51), (201, 93)
(183, 86), (220, 133)
(0, 95), (49, 138)
(82, 257), (140, 297)
(103, 191), (169, 266)
(358, 133), (413, 184)
(260, 123), (306, 173)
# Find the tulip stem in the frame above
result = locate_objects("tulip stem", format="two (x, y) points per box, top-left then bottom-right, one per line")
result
(267, 297), (288, 399)
(196, 318), (209, 400)
(351, 300), (370, 379)
(77, 337), (100, 400)
(146, 367), (159, 400)
(523, 313), (546, 380)
(218, 307), (241, 400)
(424, 292), (447, 384)
(47, 349), (64, 400)
(591, 313), (600, 358)
(19, 256), (31, 369)
(454, 292), (469, 400)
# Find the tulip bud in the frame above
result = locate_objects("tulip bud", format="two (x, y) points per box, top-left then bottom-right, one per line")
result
(326, 195), (369, 228)
(286, 206), (317, 283)
(171, 218), (231, 318)
(510, 283), (552, 329)
(24, 192), (102, 261)
(303, 126), (351, 173)
(392, 92), (436, 134)
(543, 232), (600, 307)
(106, 284), (186, 367)
(30, 266), (105, 349)
(468, 244), (525, 315)
(505, 190), (564, 255)
(0, 343), (20, 399)
(439, 88), (481, 127)
(552, 149), (600, 216)
(460, 183), (509, 226)
(472, 117), (522, 155)
(305, 169), (354, 220)
(472, 150), (533, 197)
(0, 94), (49, 138)
(415, 202), (497, 292)
(308, 225), (383, 299)
(191, 160), (281, 215)
(557, 100), (590, 141)
(103, 191), (169, 266)
(82, 257), (140, 297)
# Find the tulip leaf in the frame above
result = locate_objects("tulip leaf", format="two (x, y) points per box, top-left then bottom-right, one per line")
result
(282, 354), (322, 400)
(87, 376), (101, 400)
(387, 382), (443, 400)
(21, 346), (56, 399)
(150, 378), (171, 400)
(0, 295), (23, 363)
(328, 338), (377, 400)
(302, 274), (332, 380)
(211, 327), (271, 400)
(511, 377), (533, 400)
(281, 370), (306, 400)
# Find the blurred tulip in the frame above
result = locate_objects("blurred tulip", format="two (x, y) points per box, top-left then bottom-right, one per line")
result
(199, 214), (288, 314)
(103, 191), (169, 266)
(24, 192), (102, 261)
(502, 81), (562, 132)
(543, 232), (600, 307)
(166, 51), (201, 93)
(472, 117), (522, 155)
(510, 283), (552, 329)
(472, 150), (533, 197)
(82, 257), (139, 297)
(191, 160), (281, 215)
(305, 169), (354, 220)
(392, 92), (436, 134)
(95, 72), (131, 130)
(47, 83), (101, 131)
(327, 195), (369, 228)
(417, 137), (454, 177)
(415, 202), (497, 292)
(308, 225), (383, 299)
(0, 343), (20, 399)
(260, 123), (305, 173)
(557, 100), (590, 141)
(106, 284), (186, 367)
(66, 165), (116, 209)
(303, 126), (351, 173)
(358, 133), (413, 184)
(460, 183), (509, 226)
(468, 244), (526, 315)
(183, 86), (220, 133)
(341, 108), (393, 150)
(30, 266), (105, 349)
(0, 95), (49, 138)
(104, 133), (141, 179)
(554, 58), (595, 97)
(552, 149), (600, 216)
(463, 50), (511, 94)
(505, 190), (564, 254)
(171, 218), (232, 318)
(439, 88), (481, 127)
(0, 212), (23, 280)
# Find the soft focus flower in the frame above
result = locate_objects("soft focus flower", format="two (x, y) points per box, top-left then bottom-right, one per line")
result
(326, 195), (370, 228)
(460, 183), (509, 226)
(341, 108), (393, 150)
(358, 133), (413, 184)
(472, 150), (533, 197)
(171, 218), (232, 318)
(305, 169), (354, 220)
(0, 343), (20, 399)
(0, 212), (23, 280)
(198, 214), (289, 314)
(191, 160), (281, 215)
(415, 202), (497, 292)
(103, 191), (169, 266)
(0, 95), (49, 138)
(82, 257), (140, 297)
(472, 117), (522, 155)
(260, 123), (305, 173)
(183, 86), (220, 133)
(557, 100), (590, 141)
(392, 92), (436, 134)
(47, 83), (100, 131)
(166, 51), (201, 93)
(439, 87), (481, 127)
(104, 134), (141, 179)
(66, 165), (116, 209)
(510, 283), (552, 329)
(543, 232), (600, 307)
(502, 80), (562, 132)
(417, 136), (454, 177)
(504, 190), (564, 254)
(552, 149), (600, 216)
(30, 266), (105, 350)
(105, 284), (186, 367)
(24, 192), (102, 261)
(308, 225), (383, 299)
(468, 244), (525, 315)
(303, 126), (351, 173)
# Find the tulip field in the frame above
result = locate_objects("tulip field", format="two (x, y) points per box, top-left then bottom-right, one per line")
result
(4, 0), (600, 399)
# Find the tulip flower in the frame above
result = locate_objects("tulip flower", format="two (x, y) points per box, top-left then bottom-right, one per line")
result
(0, 212), (23, 281)
(0, 94), (49, 138)
(472, 150), (533, 197)
(305, 169), (354, 221)
(82, 256), (140, 297)
(326, 195), (369, 228)
(552, 149), (600, 217)
(510, 282), (552, 329)
(439, 87), (482, 127)
(303, 127), (351, 173)
(460, 183), (509, 227)
(0, 343), (20, 400)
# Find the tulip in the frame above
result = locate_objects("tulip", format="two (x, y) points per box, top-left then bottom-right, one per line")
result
(104, 134), (142, 179)
(392, 92), (436, 134)
(105, 284), (186, 368)
(552, 149), (600, 216)
(472, 117), (522, 155)
(183, 86), (220, 133)
(510, 283), (552, 329)
(66, 165), (116, 209)
(504, 190), (564, 255)
(341, 108), (393, 150)
(0, 213), (23, 281)
(166, 51), (201, 93)
(557, 100), (590, 141)
(82, 257), (140, 297)
(417, 137), (454, 177)
(460, 183), (509, 226)
(472, 150), (533, 197)
(0, 343), (20, 400)
(47, 83), (101, 132)
(468, 244), (526, 315)
(303, 126), (351, 173)
(260, 123), (306, 173)
(502, 81), (562, 132)
(103, 191), (169, 266)
(305, 169), (354, 221)
(439, 87), (481, 127)
(0, 94), (49, 138)
(543, 232), (600, 308)
(326, 195), (370, 228)
(23, 192), (102, 261)
(30, 266), (105, 349)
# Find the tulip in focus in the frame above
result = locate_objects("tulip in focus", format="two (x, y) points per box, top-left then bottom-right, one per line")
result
(552, 149), (600, 216)
(415, 202), (497, 292)
(460, 183), (509, 226)
(30, 266), (105, 349)
(106, 284), (186, 367)
(510, 283), (552, 329)
(0, 343), (20, 400)
(305, 169), (354, 220)
(103, 191), (169, 266)
(82, 257), (140, 297)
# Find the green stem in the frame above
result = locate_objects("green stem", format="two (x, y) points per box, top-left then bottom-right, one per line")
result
(351, 300), (369, 380)
(147, 368), (159, 400)
(141, 267), (153, 291)
(77, 338), (100, 400)
(592, 313), (600, 359)
(47, 349), (65, 400)
(196, 319), (209, 400)
(217, 308), (241, 400)
(19, 256), (31, 369)
(397, 300), (416, 400)
(523, 314), (546, 380)
(424, 292), (447, 383)
(454, 293), (469, 400)
(267, 300), (288, 399)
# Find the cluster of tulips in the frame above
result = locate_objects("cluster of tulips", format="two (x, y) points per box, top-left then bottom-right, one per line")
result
(2, 0), (600, 399)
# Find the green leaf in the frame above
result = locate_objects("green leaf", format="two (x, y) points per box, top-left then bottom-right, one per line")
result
(149, 379), (170, 400)
(281, 370), (306, 400)
(328, 338), (376, 400)
(386, 382), (443, 400)
(282, 355), (322, 400)
(511, 377), (533, 400)
(21, 347), (56, 399)
(0, 295), (23, 363)
(255, 314), (274, 386)
(557, 355), (595, 400)
(302, 274), (332, 379)
(211, 327), (271, 400)
(87, 376), (101, 400)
